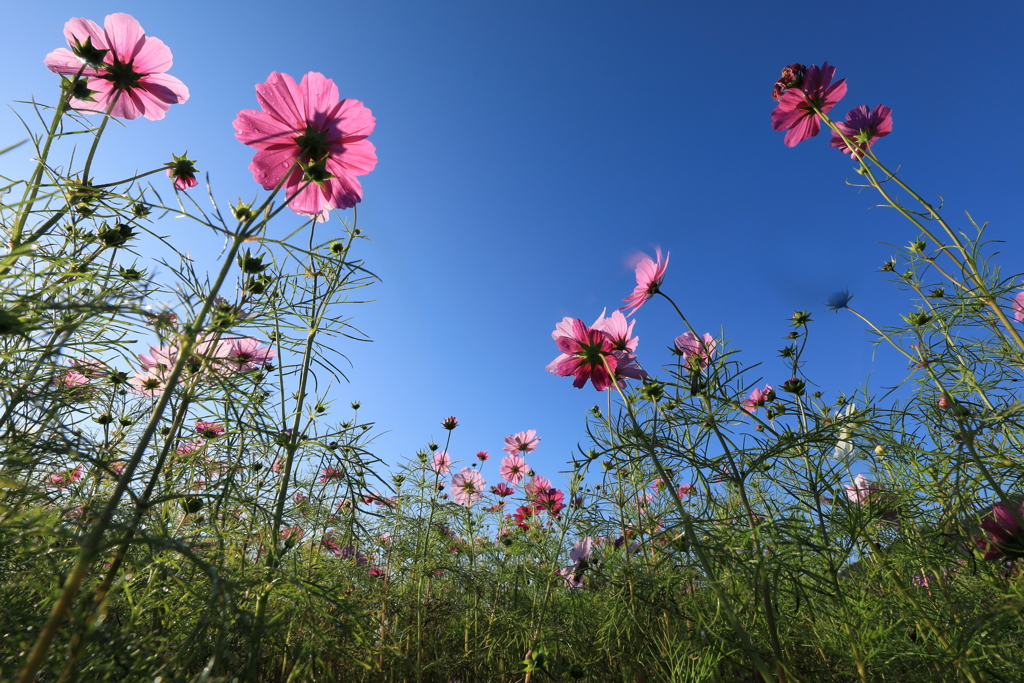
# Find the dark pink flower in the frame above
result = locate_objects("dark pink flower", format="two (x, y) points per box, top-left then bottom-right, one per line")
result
(975, 502), (1024, 561)
(620, 248), (669, 315)
(165, 153), (198, 190)
(674, 332), (717, 370)
(830, 105), (893, 159)
(491, 482), (514, 497)
(534, 488), (565, 516)
(47, 466), (83, 489)
(233, 72), (377, 222)
(451, 467), (486, 506)
(771, 63), (806, 101)
(320, 467), (344, 483)
(550, 318), (618, 391)
(476, 450), (489, 461)
(500, 454), (527, 485)
(741, 384), (774, 414)
(771, 61), (847, 147)
(677, 484), (694, 499)
(367, 566), (385, 578)
(503, 430), (541, 456)
(44, 13), (189, 120)
(281, 525), (304, 542)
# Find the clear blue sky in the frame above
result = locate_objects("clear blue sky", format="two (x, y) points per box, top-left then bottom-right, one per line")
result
(4, 1), (1023, 491)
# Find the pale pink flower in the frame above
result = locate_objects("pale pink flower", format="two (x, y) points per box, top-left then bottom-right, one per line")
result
(503, 430), (541, 456)
(451, 467), (486, 506)
(674, 332), (717, 370)
(500, 454), (527, 485)
(593, 309), (639, 352)
(570, 537), (594, 564)
(128, 371), (164, 397)
(44, 13), (189, 120)
(111, 461), (126, 475)
(620, 248), (669, 315)
(320, 467), (343, 483)
(281, 525), (304, 542)
(213, 337), (276, 372)
(233, 72), (377, 221)
(431, 450), (451, 474)
(677, 485), (694, 499)
(176, 439), (205, 456)
(138, 344), (178, 375)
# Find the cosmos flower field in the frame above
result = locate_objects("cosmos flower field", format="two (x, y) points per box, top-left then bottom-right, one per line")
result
(3, 14), (1024, 683)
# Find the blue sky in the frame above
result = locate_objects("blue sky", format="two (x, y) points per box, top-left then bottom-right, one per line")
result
(3, 1), (1023, 492)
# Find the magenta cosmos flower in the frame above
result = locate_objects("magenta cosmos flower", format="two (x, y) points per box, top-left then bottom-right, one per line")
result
(233, 72), (377, 222)
(975, 501), (1024, 561)
(212, 337), (276, 373)
(550, 318), (619, 391)
(44, 13), (189, 121)
(771, 61), (847, 148)
(500, 454), (527, 485)
(451, 467), (486, 506)
(674, 332), (717, 370)
(620, 248), (669, 315)
(503, 430), (541, 456)
(830, 105), (893, 159)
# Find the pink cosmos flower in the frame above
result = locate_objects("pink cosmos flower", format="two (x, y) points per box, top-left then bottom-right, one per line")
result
(47, 466), (83, 489)
(593, 309), (639, 352)
(503, 430), (541, 456)
(281, 525), (304, 542)
(620, 248), (669, 315)
(138, 344), (178, 375)
(320, 467), (343, 483)
(233, 72), (377, 222)
(771, 61), (848, 147)
(534, 488), (565, 516)
(844, 474), (879, 506)
(195, 420), (224, 438)
(524, 475), (552, 499)
(570, 537), (594, 564)
(500, 454), (527, 485)
(476, 450), (489, 462)
(674, 332), (717, 370)
(44, 13), (189, 120)
(1013, 288), (1024, 323)
(677, 484), (694, 499)
(451, 467), (486, 506)
(111, 461), (126, 476)
(830, 105), (893, 159)
(491, 483), (514, 497)
(550, 318), (618, 391)
(176, 439), (205, 456)
(367, 566), (385, 578)
(430, 450), (451, 474)
(975, 501), (1024, 561)
(213, 337), (276, 373)
(741, 384), (774, 414)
